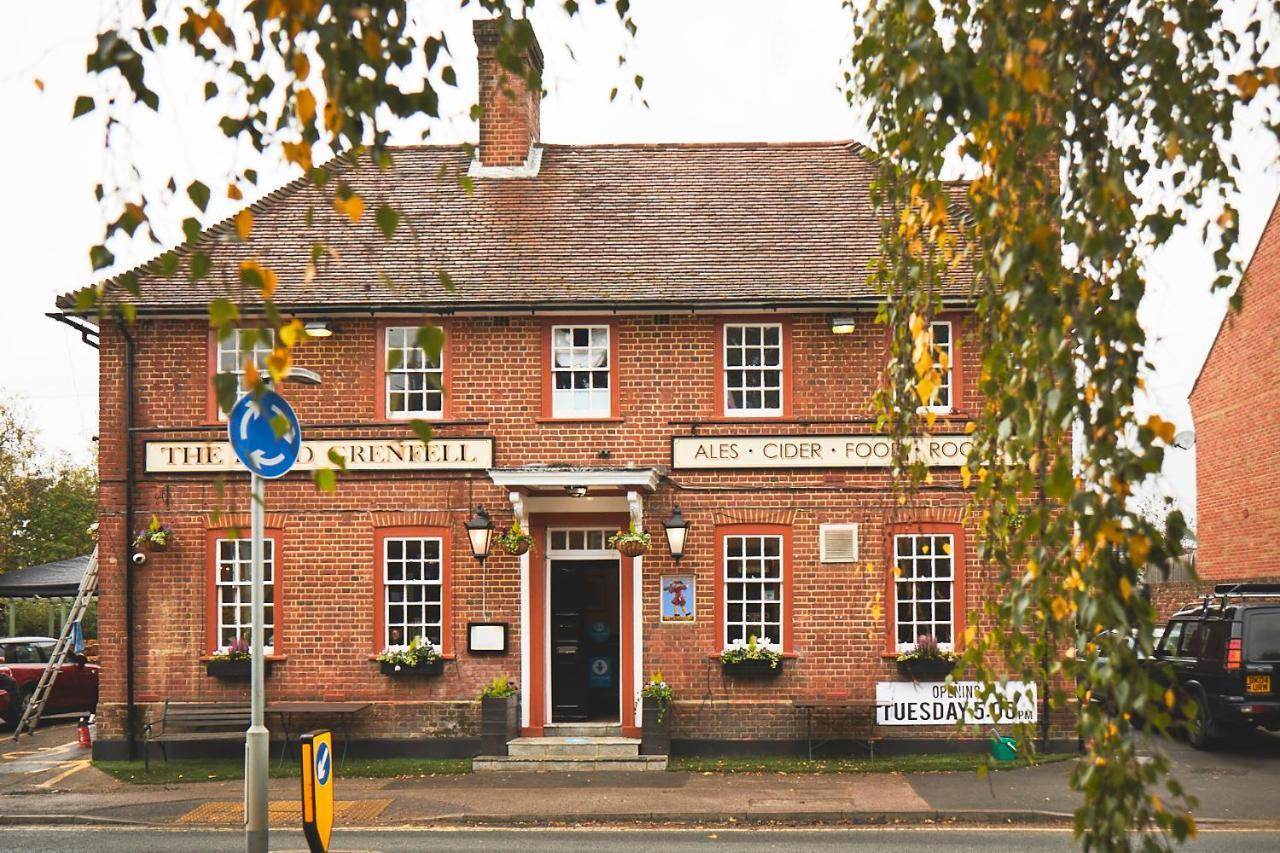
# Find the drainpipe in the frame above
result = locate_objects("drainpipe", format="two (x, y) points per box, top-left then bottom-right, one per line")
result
(118, 319), (138, 761)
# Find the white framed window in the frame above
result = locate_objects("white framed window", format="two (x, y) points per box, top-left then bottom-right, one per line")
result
(724, 323), (783, 415)
(215, 329), (274, 416)
(215, 538), (275, 652)
(893, 532), (955, 650)
(551, 325), (611, 417)
(723, 534), (784, 647)
(383, 537), (444, 648)
(385, 326), (444, 419)
(921, 320), (953, 412)
(547, 528), (615, 556)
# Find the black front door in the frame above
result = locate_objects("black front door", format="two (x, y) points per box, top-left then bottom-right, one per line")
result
(551, 559), (620, 722)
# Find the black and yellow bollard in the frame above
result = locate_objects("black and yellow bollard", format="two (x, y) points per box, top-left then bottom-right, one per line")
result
(299, 730), (334, 853)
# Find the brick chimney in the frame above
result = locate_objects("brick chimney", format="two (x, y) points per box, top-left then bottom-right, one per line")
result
(473, 19), (543, 169)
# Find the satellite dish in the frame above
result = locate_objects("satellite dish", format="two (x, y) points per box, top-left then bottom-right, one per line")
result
(1172, 430), (1196, 450)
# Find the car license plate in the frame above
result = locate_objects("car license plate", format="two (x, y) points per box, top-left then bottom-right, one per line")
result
(1246, 674), (1271, 693)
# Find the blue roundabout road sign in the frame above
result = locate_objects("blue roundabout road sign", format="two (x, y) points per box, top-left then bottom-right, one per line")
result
(227, 389), (302, 479)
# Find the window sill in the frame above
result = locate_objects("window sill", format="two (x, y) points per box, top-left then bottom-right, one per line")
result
(706, 652), (798, 660)
(365, 654), (457, 662)
(200, 654), (288, 662)
(535, 417), (625, 425)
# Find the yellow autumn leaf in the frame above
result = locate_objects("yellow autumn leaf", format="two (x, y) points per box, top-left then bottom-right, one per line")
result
(243, 357), (261, 389)
(1119, 576), (1133, 602)
(916, 373), (939, 407)
(334, 193), (365, 223)
(324, 98), (344, 134)
(960, 465), (972, 488)
(296, 88), (316, 126)
(278, 319), (306, 348)
(260, 266), (278, 299)
(1129, 533), (1152, 567)
(1050, 596), (1069, 621)
(34, 78), (45, 92)
(1021, 65), (1049, 93)
(265, 347), (292, 383)
(1165, 688), (1176, 709)
(227, 184), (243, 201)
(1144, 414), (1176, 444)
(1232, 71), (1260, 100)
(942, 541), (952, 555)
(909, 312), (925, 338)
(870, 601), (881, 621)
(235, 209), (253, 240)
(293, 53), (310, 80)
(283, 140), (313, 171)
(963, 625), (977, 646)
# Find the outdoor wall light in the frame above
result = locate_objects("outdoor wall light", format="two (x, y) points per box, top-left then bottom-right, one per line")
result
(304, 321), (335, 338)
(466, 506), (494, 564)
(830, 316), (856, 335)
(664, 505), (689, 561)
(564, 485), (588, 498)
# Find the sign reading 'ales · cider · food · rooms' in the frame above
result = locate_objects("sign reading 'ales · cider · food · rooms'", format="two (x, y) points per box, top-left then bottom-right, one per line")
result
(671, 435), (973, 469)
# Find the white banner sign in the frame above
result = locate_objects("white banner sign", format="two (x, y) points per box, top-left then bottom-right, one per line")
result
(672, 435), (972, 469)
(145, 438), (493, 473)
(875, 680), (1038, 726)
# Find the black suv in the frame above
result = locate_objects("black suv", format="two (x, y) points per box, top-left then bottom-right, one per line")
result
(1153, 583), (1280, 749)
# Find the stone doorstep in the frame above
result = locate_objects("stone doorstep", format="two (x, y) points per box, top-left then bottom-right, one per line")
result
(542, 723), (623, 738)
(472, 755), (668, 772)
(507, 736), (641, 760)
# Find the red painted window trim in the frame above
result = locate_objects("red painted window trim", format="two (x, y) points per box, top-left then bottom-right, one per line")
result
(713, 318), (794, 419)
(205, 527), (286, 656)
(375, 320), (453, 422)
(712, 523), (794, 654)
(540, 318), (621, 420)
(883, 520), (966, 656)
(371, 524), (455, 658)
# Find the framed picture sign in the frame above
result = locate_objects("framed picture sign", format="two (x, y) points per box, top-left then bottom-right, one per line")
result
(660, 574), (696, 623)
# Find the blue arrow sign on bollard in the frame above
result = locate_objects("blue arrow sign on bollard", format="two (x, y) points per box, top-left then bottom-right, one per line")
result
(228, 389), (302, 479)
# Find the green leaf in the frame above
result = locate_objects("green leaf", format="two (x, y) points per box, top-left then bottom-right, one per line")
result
(415, 324), (445, 362)
(409, 420), (433, 445)
(376, 204), (400, 239)
(327, 449), (348, 471)
(189, 251), (211, 282)
(187, 180), (210, 212)
(89, 244), (114, 271)
(182, 217), (202, 244)
(212, 373), (239, 416)
(312, 468), (338, 492)
(72, 95), (95, 118)
(209, 297), (239, 332)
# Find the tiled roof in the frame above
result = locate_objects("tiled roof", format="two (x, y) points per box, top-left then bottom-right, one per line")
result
(0, 554), (91, 599)
(59, 142), (975, 313)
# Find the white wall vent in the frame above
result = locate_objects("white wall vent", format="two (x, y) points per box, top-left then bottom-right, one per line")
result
(819, 523), (859, 563)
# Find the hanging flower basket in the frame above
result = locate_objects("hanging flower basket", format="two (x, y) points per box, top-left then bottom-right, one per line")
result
(615, 539), (649, 558)
(496, 521), (535, 556)
(133, 514), (174, 552)
(608, 521), (652, 558)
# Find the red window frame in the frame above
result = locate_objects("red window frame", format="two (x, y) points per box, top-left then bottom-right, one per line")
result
(539, 318), (621, 420)
(205, 527), (286, 657)
(375, 320), (453, 421)
(884, 521), (966, 656)
(371, 525), (455, 658)
(713, 523), (795, 654)
(714, 318), (794, 419)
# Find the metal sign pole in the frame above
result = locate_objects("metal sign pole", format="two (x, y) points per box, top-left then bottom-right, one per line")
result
(246, 471), (269, 853)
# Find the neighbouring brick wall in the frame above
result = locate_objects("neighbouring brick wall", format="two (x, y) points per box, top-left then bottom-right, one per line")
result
(1191, 194), (1280, 582)
(95, 309), (1045, 744)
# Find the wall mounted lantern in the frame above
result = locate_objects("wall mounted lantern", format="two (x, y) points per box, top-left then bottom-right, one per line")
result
(829, 316), (856, 335)
(304, 321), (335, 338)
(466, 506), (494, 564)
(664, 505), (689, 562)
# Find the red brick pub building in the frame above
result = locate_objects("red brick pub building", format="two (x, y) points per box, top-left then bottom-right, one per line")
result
(65, 22), (1041, 761)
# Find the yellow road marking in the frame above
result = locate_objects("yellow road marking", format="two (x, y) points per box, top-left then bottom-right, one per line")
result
(179, 799), (391, 826)
(37, 759), (91, 789)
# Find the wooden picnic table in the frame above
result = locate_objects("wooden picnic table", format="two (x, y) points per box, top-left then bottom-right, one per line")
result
(268, 701), (370, 765)
(792, 699), (879, 760)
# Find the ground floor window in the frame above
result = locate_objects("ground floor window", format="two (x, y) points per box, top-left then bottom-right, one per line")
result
(383, 536), (444, 648)
(723, 533), (785, 647)
(893, 532), (955, 650)
(215, 537), (275, 652)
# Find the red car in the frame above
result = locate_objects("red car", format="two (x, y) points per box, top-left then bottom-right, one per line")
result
(0, 636), (99, 725)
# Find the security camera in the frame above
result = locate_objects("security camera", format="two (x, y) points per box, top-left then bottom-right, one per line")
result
(131, 551), (147, 566)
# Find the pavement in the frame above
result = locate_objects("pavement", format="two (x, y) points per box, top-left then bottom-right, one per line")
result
(1, 719), (1278, 831)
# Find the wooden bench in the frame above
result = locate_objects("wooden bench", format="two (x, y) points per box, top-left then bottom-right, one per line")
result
(792, 699), (881, 760)
(143, 701), (250, 770)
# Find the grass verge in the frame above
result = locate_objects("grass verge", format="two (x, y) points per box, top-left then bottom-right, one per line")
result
(94, 756), (472, 784)
(668, 752), (1076, 774)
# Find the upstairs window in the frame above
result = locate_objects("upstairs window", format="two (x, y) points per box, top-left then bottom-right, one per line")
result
(922, 320), (954, 412)
(724, 323), (783, 416)
(551, 325), (611, 417)
(385, 326), (444, 419)
(215, 329), (274, 416)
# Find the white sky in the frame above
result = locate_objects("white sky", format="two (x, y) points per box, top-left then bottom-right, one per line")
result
(1, 1), (1277, 524)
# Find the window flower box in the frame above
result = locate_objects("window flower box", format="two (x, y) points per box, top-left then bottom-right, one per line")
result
(720, 636), (784, 678)
(380, 658), (444, 677)
(206, 659), (271, 680)
(895, 634), (958, 679)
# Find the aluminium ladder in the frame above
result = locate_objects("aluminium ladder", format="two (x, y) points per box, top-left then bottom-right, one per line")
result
(12, 547), (99, 740)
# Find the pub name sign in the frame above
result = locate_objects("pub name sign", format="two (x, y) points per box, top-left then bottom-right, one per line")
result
(146, 438), (493, 473)
(672, 435), (972, 469)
